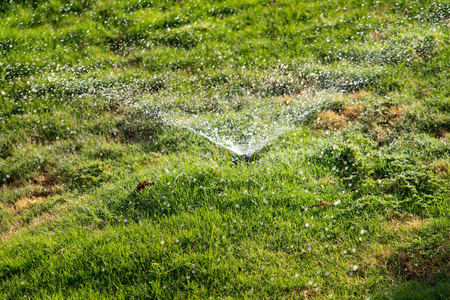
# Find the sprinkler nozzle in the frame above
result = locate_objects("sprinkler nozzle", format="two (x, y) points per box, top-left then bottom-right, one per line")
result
(240, 154), (254, 163)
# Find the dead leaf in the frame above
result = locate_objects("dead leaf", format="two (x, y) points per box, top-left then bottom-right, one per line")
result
(137, 181), (155, 191)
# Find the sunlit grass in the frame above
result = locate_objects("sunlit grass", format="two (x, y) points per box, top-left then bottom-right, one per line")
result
(1, 0), (450, 299)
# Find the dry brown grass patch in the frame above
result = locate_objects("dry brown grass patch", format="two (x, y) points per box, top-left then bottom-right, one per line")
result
(3, 173), (64, 214)
(312, 91), (372, 131)
(342, 104), (364, 119)
(438, 131), (449, 141)
(369, 242), (393, 272)
(386, 105), (405, 120)
(0, 212), (59, 241)
(15, 196), (46, 210)
(406, 217), (429, 230)
(316, 110), (348, 130)
(389, 250), (449, 281)
(379, 218), (449, 281)
(30, 183), (63, 198)
(394, 252), (431, 279)
(289, 287), (317, 299)
(1, 194), (78, 241)
(10, 190), (61, 213)
(4, 180), (24, 189)
(277, 95), (294, 105)
(378, 248), (393, 262)
(432, 159), (450, 176)
(26, 173), (64, 198)
(348, 90), (370, 100)
(34, 173), (54, 185)
(385, 215), (429, 232)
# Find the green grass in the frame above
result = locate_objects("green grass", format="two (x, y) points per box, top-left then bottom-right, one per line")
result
(1, 0), (450, 298)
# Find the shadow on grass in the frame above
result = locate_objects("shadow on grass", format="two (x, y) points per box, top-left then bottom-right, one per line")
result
(376, 218), (450, 300)
(377, 277), (450, 300)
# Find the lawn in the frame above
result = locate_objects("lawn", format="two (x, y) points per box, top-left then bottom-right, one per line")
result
(1, 0), (450, 299)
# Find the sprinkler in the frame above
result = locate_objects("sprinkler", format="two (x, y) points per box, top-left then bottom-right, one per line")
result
(234, 149), (259, 163)
(240, 153), (254, 163)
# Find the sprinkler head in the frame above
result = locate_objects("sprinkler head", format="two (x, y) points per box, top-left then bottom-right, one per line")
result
(240, 154), (254, 163)
(231, 154), (252, 165)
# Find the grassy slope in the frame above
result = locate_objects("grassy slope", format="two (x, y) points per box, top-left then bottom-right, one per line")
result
(1, 0), (450, 298)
